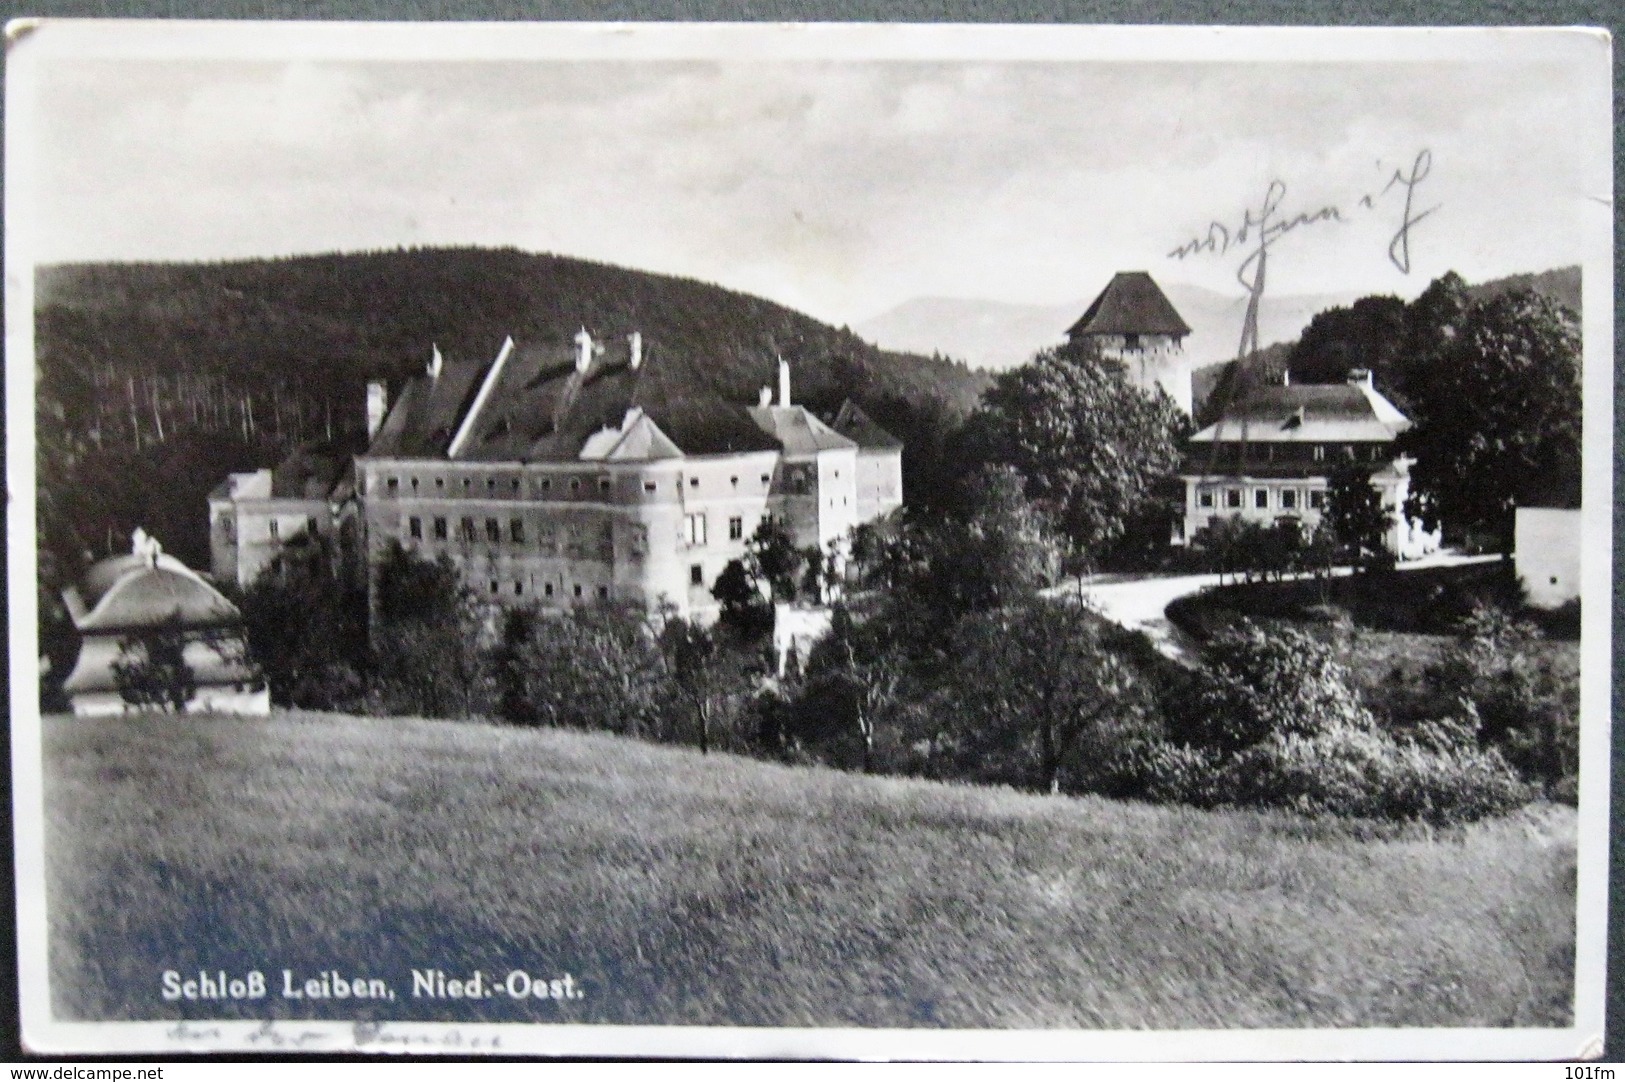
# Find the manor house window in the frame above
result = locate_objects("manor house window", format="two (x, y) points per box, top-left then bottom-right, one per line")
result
(433, 517), (448, 541)
(685, 513), (707, 546)
(409, 517), (422, 540)
(485, 518), (500, 544)
(1254, 489), (1269, 509)
(729, 516), (744, 541)
(1198, 489), (1215, 509)
(1225, 489), (1242, 509)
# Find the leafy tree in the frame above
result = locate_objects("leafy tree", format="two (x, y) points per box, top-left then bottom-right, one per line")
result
(366, 541), (493, 719)
(911, 465), (1063, 615)
(660, 619), (763, 754)
(238, 532), (367, 708)
(1324, 463), (1391, 570)
(1399, 289), (1581, 546)
(711, 559), (773, 637)
(963, 342), (1186, 563)
(112, 611), (198, 712)
(504, 602), (666, 735)
(743, 517), (805, 603)
(1287, 295), (1408, 396)
(802, 604), (903, 773)
(939, 598), (1148, 795)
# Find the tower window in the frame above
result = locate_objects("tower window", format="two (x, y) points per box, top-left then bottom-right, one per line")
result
(690, 564), (704, 586)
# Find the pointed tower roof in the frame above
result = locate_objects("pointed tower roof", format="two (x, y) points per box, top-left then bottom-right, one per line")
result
(1068, 271), (1192, 339)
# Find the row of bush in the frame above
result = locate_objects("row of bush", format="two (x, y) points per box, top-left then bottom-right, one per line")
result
(220, 497), (1561, 827)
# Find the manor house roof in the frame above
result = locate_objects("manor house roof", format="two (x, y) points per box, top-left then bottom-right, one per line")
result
(65, 536), (241, 634)
(1189, 379), (1412, 445)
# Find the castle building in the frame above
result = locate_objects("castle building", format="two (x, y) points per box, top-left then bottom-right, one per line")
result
(211, 330), (904, 622)
(1066, 271), (1194, 415)
(1176, 369), (1437, 559)
(208, 444), (351, 589)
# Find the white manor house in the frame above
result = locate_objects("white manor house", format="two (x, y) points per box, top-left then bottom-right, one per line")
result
(211, 329), (903, 621)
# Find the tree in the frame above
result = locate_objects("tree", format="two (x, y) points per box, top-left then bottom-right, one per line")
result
(367, 541), (493, 719)
(802, 604), (902, 773)
(504, 602), (666, 735)
(939, 598), (1148, 795)
(963, 342), (1186, 563)
(1288, 295), (1409, 399)
(113, 612), (198, 712)
(660, 619), (763, 754)
(238, 532), (367, 708)
(1324, 462), (1391, 570)
(743, 517), (805, 603)
(1399, 289), (1582, 546)
(711, 559), (772, 637)
(911, 465), (1063, 615)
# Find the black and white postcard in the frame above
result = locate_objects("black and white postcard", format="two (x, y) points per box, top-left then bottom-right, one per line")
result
(4, 20), (1612, 1059)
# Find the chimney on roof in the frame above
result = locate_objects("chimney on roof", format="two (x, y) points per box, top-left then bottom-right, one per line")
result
(427, 343), (443, 380)
(778, 357), (791, 408)
(628, 331), (643, 370)
(366, 381), (388, 440)
(1347, 368), (1373, 389)
(575, 327), (594, 374)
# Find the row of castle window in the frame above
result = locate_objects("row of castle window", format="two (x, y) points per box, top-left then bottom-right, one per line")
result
(478, 566), (711, 601)
(1197, 487), (1327, 512)
(379, 471), (777, 499)
(404, 513), (746, 547)
(1219, 443), (1388, 463)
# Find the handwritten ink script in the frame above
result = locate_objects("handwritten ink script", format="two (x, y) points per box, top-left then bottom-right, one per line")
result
(1166, 150), (1437, 359)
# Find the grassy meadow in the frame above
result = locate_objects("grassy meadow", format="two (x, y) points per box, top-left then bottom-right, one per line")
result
(43, 709), (1576, 1029)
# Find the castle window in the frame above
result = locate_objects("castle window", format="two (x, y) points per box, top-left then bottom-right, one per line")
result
(570, 479), (581, 494)
(510, 519), (525, 544)
(643, 480), (657, 493)
(268, 519), (279, 540)
(541, 478), (552, 493)
(435, 477), (445, 490)
(690, 564), (704, 586)
(487, 478), (497, 493)
(386, 478), (399, 496)
(599, 478), (612, 494)
(515, 582), (524, 597)
(689, 477), (699, 489)
(511, 478), (521, 492)
(460, 517), (475, 542)
(761, 473), (771, 486)
(1313, 445), (1326, 462)
(433, 517), (448, 541)
(1225, 489), (1242, 509)
(729, 516), (744, 541)
(485, 518), (500, 543)
(1198, 489), (1214, 509)
(1309, 490), (1326, 510)
(597, 585), (609, 600)
(463, 478), (472, 491)
(730, 476), (739, 488)
(490, 580), (499, 595)
(1254, 489), (1269, 509)
(409, 517), (423, 540)
(573, 584), (583, 599)
(410, 477), (420, 493)
(685, 513), (707, 546)
(1281, 489), (1298, 510)
(544, 582), (555, 598)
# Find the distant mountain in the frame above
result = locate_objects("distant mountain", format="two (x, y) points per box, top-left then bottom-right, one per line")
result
(854, 282), (1367, 373)
(1462, 266), (1581, 314)
(36, 247), (991, 574)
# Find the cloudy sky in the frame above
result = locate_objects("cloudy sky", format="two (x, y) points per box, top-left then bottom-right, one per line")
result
(18, 29), (1606, 327)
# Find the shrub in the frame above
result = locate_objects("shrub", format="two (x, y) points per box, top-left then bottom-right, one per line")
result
(1117, 726), (1531, 826)
(1179, 621), (1373, 754)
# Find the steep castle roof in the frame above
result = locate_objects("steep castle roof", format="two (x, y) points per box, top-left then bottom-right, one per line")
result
(831, 400), (904, 450)
(367, 334), (816, 462)
(1068, 271), (1192, 339)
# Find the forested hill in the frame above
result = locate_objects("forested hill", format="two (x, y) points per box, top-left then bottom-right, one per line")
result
(35, 248), (990, 577)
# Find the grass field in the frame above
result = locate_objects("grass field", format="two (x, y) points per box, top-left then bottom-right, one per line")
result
(43, 710), (1576, 1028)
